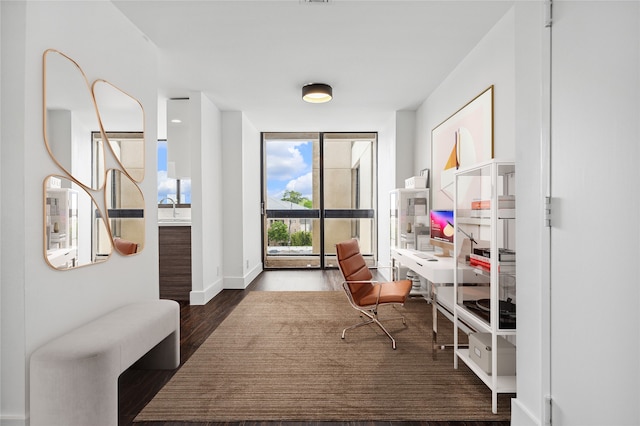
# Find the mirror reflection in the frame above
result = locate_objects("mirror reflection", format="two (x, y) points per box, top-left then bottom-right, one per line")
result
(42, 49), (147, 267)
(105, 169), (145, 255)
(44, 175), (111, 270)
(92, 79), (145, 183)
(43, 49), (105, 190)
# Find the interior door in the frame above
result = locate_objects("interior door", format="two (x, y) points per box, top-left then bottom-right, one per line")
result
(550, 3), (639, 424)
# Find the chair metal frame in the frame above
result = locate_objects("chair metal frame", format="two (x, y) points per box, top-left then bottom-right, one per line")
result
(336, 243), (411, 350)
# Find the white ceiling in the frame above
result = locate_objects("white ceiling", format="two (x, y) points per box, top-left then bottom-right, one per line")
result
(113, 0), (514, 132)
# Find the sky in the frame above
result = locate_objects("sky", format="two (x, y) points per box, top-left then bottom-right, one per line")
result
(157, 139), (310, 205)
(157, 140), (191, 203)
(266, 140), (313, 202)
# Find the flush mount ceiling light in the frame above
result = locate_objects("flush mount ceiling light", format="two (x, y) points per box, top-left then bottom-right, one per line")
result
(302, 83), (333, 103)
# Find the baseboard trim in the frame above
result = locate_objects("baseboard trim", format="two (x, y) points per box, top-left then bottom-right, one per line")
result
(190, 278), (223, 305)
(0, 414), (27, 426)
(223, 263), (262, 290)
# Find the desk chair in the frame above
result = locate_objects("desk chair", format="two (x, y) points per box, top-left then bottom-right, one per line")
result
(335, 238), (413, 349)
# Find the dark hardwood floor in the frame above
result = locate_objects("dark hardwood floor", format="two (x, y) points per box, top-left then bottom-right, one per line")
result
(119, 269), (509, 426)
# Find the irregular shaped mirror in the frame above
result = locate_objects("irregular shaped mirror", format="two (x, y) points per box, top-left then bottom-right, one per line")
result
(105, 169), (145, 255)
(44, 175), (111, 270)
(43, 49), (105, 190)
(92, 79), (145, 183)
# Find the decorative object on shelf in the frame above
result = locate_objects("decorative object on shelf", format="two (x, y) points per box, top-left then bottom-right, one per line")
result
(404, 175), (427, 188)
(431, 85), (493, 207)
(420, 168), (430, 188)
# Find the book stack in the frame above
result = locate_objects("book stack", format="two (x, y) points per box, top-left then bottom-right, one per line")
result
(470, 195), (516, 218)
(469, 248), (516, 273)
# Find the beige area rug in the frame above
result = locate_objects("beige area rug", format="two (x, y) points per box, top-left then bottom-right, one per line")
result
(135, 291), (511, 422)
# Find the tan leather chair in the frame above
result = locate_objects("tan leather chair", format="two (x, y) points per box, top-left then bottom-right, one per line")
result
(335, 238), (413, 349)
(113, 237), (138, 255)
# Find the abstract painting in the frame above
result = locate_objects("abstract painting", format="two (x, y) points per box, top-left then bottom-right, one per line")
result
(431, 86), (493, 208)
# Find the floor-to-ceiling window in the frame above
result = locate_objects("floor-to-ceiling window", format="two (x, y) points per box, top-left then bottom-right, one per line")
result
(262, 132), (377, 269)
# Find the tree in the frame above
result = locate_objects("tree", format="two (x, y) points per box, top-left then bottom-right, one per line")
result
(267, 221), (289, 245)
(281, 190), (303, 205)
(290, 230), (312, 246)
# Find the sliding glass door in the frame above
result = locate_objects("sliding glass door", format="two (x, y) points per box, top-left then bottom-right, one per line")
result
(262, 132), (377, 269)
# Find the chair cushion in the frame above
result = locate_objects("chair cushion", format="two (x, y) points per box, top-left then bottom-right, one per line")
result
(336, 239), (373, 282)
(355, 280), (413, 307)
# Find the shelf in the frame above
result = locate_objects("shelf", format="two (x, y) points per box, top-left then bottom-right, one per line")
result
(453, 160), (516, 414)
(457, 217), (491, 226)
(455, 349), (517, 393)
(455, 304), (491, 333)
(390, 189), (430, 252)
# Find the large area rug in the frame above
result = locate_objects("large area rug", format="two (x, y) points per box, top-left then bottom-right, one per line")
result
(135, 291), (511, 422)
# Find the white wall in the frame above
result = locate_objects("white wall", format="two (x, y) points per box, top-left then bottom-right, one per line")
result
(376, 113), (398, 273)
(549, 1), (639, 424)
(395, 111), (416, 187)
(221, 112), (262, 289)
(511, 3), (547, 425)
(189, 92), (225, 305)
(1, 4), (27, 422)
(0, 1), (4, 421)
(221, 112), (244, 287)
(241, 116), (262, 283)
(416, 8), (516, 211)
(0, 2), (158, 423)
(414, 5), (548, 424)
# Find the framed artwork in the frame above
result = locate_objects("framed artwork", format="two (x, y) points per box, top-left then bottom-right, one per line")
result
(431, 85), (493, 208)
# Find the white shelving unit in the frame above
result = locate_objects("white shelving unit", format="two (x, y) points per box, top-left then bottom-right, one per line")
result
(389, 188), (430, 251)
(390, 188), (430, 296)
(453, 160), (516, 414)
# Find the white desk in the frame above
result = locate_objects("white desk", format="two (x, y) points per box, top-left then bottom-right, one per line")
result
(391, 248), (455, 357)
(390, 247), (454, 285)
(390, 248), (485, 358)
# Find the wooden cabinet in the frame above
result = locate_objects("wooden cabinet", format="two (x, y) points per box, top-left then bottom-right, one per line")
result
(159, 226), (191, 301)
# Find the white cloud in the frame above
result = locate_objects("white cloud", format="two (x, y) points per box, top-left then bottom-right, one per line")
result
(266, 141), (309, 181)
(286, 172), (313, 200)
(157, 170), (177, 194)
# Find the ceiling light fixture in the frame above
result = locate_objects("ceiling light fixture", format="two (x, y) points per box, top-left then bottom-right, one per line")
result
(302, 83), (333, 103)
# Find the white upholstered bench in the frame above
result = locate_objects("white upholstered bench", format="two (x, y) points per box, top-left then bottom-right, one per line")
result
(30, 299), (180, 426)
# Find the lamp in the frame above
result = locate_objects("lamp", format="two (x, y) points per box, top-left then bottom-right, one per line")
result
(302, 83), (333, 103)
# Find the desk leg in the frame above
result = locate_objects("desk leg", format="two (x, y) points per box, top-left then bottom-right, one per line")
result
(432, 285), (439, 360)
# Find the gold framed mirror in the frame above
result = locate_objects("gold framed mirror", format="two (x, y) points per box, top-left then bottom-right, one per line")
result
(43, 49), (106, 191)
(105, 169), (145, 255)
(44, 175), (111, 270)
(92, 79), (145, 183)
(42, 49), (146, 267)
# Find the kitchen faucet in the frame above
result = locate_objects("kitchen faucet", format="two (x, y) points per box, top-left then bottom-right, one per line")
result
(159, 197), (177, 218)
